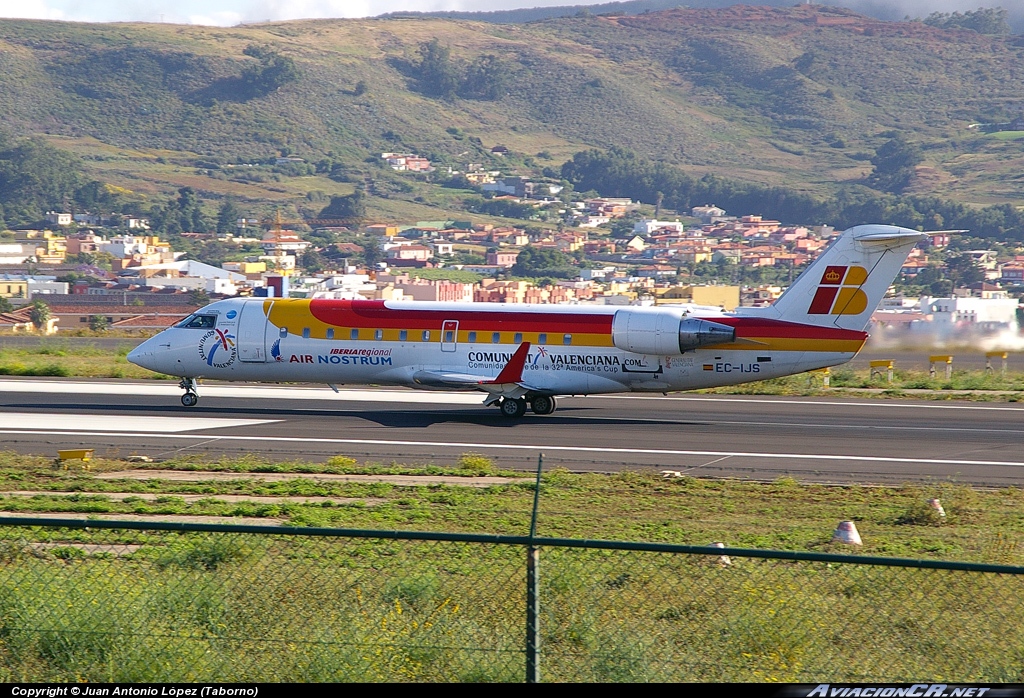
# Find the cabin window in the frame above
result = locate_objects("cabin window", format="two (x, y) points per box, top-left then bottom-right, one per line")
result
(350, 329), (359, 340)
(563, 334), (572, 345)
(279, 327), (288, 338)
(492, 332), (501, 343)
(399, 330), (408, 341)
(178, 314), (217, 329)
(302, 328), (310, 339)
(538, 333), (547, 345)
(514, 332), (523, 344)
(326, 328), (334, 340)
(422, 330), (431, 341)
(468, 331), (477, 342)
(375, 329), (383, 341)
(444, 330), (454, 343)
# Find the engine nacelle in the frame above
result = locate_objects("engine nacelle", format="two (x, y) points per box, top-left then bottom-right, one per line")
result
(611, 308), (736, 355)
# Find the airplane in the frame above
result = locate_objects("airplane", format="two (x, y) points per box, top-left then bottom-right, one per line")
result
(127, 224), (927, 418)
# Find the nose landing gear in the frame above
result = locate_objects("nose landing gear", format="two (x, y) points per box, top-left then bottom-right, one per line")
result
(179, 378), (199, 407)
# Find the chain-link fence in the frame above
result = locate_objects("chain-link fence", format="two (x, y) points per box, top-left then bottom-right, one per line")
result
(0, 518), (1020, 682)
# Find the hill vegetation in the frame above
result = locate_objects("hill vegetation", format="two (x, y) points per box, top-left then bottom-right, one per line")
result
(2, 6), (1024, 235)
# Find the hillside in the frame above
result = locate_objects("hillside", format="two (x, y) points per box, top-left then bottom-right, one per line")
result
(1, 6), (1024, 222)
(387, 0), (1024, 34)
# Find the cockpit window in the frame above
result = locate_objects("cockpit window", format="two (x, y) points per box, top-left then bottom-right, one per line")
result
(177, 314), (217, 329)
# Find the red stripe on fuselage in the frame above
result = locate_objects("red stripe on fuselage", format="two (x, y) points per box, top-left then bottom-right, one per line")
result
(305, 300), (865, 343)
(308, 299), (614, 333)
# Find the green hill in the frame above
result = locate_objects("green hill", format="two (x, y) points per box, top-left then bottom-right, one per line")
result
(1, 5), (1024, 224)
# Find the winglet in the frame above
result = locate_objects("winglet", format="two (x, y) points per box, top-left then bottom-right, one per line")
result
(488, 342), (531, 384)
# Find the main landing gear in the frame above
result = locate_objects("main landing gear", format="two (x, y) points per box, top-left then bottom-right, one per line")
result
(530, 395), (556, 415)
(179, 378), (199, 407)
(496, 395), (558, 418)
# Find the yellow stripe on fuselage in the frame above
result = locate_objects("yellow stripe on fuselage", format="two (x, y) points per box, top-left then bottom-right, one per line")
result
(706, 337), (867, 353)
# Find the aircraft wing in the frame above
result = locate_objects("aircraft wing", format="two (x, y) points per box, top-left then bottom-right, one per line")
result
(411, 342), (538, 396)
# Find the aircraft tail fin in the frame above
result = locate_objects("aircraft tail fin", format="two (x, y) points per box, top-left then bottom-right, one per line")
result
(739, 225), (927, 331)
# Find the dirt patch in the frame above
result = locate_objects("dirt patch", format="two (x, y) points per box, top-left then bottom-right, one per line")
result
(29, 542), (143, 556)
(96, 470), (522, 488)
(0, 491), (383, 506)
(0, 512), (285, 525)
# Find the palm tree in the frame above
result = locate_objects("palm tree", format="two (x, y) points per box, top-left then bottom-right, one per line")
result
(28, 300), (50, 332)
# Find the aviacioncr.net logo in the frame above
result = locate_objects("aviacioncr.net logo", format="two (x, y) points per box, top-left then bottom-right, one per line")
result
(198, 329), (237, 368)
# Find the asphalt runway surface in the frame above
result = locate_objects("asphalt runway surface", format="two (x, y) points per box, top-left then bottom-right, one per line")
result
(1, 377), (1024, 487)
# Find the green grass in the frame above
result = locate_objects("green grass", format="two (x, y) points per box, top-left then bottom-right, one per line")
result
(986, 131), (1024, 141)
(0, 450), (1022, 680)
(704, 367), (1024, 400)
(0, 451), (1021, 564)
(403, 268), (485, 283)
(0, 344), (167, 379)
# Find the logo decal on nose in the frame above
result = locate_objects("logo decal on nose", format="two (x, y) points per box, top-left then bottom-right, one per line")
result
(198, 329), (237, 367)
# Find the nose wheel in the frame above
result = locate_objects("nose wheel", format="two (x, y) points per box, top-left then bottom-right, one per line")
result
(179, 378), (199, 408)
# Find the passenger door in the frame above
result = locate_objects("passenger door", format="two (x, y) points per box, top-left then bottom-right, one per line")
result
(441, 319), (458, 353)
(237, 301), (268, 362)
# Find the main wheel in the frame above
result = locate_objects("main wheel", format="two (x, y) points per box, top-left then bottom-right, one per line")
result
(530, 395), (557, 415)
(181, 392), (198, 407)
(500, 397), (527, 418)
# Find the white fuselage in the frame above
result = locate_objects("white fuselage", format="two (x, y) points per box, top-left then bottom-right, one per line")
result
(128, 297), (856, 395)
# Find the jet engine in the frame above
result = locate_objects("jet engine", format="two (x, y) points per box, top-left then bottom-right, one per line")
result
(611, 308), (735, 355)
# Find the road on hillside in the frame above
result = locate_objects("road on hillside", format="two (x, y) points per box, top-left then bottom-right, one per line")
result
(0, 378), (1022, 487)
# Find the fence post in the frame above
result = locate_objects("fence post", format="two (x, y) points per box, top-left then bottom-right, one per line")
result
(526, 453), (543, 683)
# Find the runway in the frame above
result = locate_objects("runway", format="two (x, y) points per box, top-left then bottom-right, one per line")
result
(2, 377), (1023, 487)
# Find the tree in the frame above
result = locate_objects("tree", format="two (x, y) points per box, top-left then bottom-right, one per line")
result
(360, 236), (383, 269)
(88, 314), (109, 332)
(460, 55), (510, 100)
(319, 190), (366, 222)
(924, 8), (1010, 34)
(417, 39), (460, 100)
(511, 246), (574, 278)
(28, 300), (50, 331)
(300, 248), (327, 273)
(0, 296), (12, 313)
(944, 253), (986, 287)
(217, 198), (242, 235)
(241, 44), (300, 96)
(189, 289), (211, 306)
(869, 137), (923, 194)
(0, 139), (84, 226)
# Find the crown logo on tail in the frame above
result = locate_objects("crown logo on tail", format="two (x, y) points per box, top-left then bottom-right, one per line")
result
(809, 265), (869, 315)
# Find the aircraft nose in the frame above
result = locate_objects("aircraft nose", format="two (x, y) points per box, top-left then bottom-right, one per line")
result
(127, 336), (164, 372)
